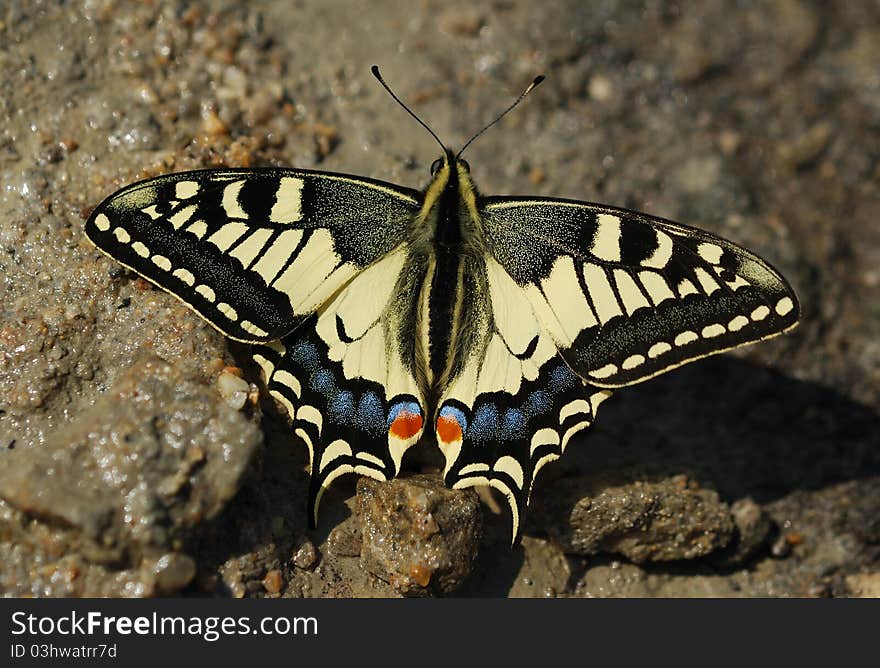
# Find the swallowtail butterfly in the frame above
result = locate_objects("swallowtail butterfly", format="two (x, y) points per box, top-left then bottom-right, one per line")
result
(85, 68), (799, 543)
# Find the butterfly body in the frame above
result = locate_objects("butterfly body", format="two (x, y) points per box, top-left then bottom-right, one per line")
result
(85, 120), (799, 544)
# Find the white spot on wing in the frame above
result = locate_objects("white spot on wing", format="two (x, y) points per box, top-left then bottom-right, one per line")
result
(494, 455), (524, 489)
(207, 222), (249, 252)
(675, 330), (698, 346)
(217, 302), (238, 322)
(320, 439), (352, 471)
(113, 227), (131, 243)
(728, 315), (749, 331)
(590, 213), (622, 262)
(270, 177), (305, 223)
(175, 181), (199, 199)
(94, 213), (111, 231)
(151, 255), (171, 271)
(751, 305), (770, 321)
(221, 180), (248, 219)
(701, 323), (726, 338)
(173, 268), (195, 285)
(775, 297), (794, 316)
(697, 243), (724, 264)
(241, 320), (268, 337)
(589, 363), (617, 379)
(641, 230), (673, 268)
(132, 241), (149, 258)
(677, 278), (699, 298)
(195, 284), (216, 302)
(648, 341), (672, 358)
(186, 220), (208, 239)
(622, 354), (645, 370)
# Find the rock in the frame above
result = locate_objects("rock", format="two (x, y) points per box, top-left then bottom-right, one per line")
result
(714, 497), (773, 566)
(357, 474), (481, 596)
(534, 475), (735, 563)
(292, 537), (318, 570)
(0, 354), (261, 563)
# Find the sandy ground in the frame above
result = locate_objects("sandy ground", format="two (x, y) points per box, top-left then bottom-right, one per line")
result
(0, 0), (878, 597)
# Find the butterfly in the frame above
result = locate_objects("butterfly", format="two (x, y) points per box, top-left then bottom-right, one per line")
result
(84, 67), (799, 543)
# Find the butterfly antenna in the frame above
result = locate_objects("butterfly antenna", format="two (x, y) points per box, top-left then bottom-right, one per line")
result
(457, 75), (545, 158)
(371, 65), (446, 152)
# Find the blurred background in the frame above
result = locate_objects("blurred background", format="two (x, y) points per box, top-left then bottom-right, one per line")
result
(0, 0), (877, 597)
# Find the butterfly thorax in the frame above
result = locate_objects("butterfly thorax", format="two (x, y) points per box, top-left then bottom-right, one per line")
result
(414, 151), (486, 410)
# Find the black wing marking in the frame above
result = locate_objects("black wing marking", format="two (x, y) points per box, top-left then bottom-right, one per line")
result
(480, 197), (800, 388)
(85, 168), (421, 342)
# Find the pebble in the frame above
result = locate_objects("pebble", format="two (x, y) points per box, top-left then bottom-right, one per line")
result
(357, 474), (481, 596)
(150, 553), (197, 594)
(217, 370), (249, 410)
(262, 569), (284, 594)
(292, 538), (318, 570)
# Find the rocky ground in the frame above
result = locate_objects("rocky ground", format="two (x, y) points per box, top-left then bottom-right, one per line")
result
(0, 0), (877, 597)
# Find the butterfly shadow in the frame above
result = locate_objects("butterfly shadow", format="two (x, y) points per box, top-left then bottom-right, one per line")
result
(548, 356), (880, 504)
(516, 356), (880, 590)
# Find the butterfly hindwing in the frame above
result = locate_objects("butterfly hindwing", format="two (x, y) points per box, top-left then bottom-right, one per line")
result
(434, 254), (614, 542)
(480, 197), (800, 388)
(252, 246), (427, 524)
(85, 168), (421, 342)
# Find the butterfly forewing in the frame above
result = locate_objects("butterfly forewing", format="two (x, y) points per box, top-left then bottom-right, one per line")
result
(479, 197), (800, 388)
(85, 168), (420, 342)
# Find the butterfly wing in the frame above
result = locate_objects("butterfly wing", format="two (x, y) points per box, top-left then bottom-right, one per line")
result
(435, 255), (613, 543)
(252, 247), (427, 524)
(480, 197), (800, 387)
(85, 168), (421, 342)
(86, 168), (427, 522)
(438, 196), (799, 543)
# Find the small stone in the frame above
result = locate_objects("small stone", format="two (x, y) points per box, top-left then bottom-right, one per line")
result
(217, 370), (249, 409)
(151, 553), (197, 594)
(262, 569), (283, 594)
(357, 474), (481, 596)
(715, 497), (773, 566)
(292, 538), (318, 570)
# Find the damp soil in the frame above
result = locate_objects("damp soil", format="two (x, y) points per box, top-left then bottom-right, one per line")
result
(0, 0), (877, 597)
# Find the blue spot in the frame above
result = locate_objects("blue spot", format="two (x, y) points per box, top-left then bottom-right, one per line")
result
(548, 364), (578, 394)
(309, 369), (335, 396)
(523, 390), (551, 418)
(502, 408), (527, 440)
(469, 404), (499, 443)
(356, 391), (384, 437)
(291, 341), (320, 372)
(327, 390), (355, 424)
(387, 400), (422, 426)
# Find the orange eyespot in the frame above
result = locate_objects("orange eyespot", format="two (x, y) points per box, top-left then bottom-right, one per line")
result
(436, 415), (463, 444)
(389, 411), (423, 440)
